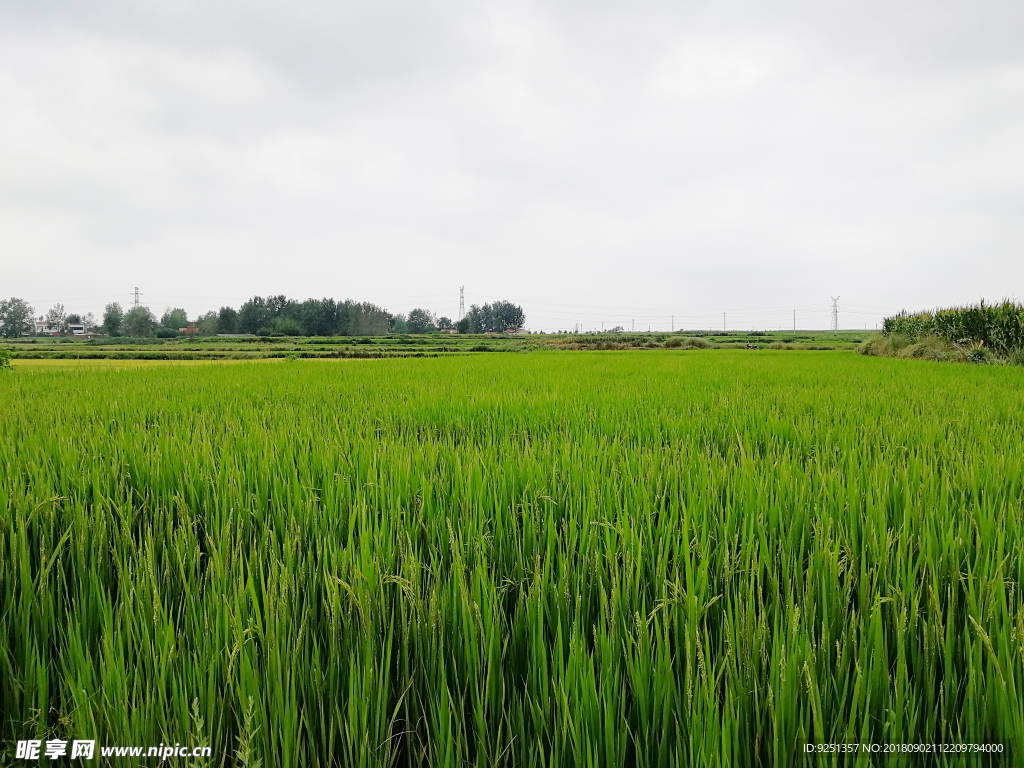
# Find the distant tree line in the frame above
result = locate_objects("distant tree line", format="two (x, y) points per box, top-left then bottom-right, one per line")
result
(0, 295), (526, 338)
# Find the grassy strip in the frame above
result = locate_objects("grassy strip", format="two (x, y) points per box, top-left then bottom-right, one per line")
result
(861, 334), (1024, 365)
(1, 331), (866, 360)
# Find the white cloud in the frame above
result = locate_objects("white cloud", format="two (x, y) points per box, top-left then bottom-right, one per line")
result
(2, 1), (1023, 329)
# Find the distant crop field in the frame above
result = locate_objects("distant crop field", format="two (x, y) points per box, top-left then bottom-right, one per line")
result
(0, 329), (867, 362)
(1, 352), (1021, 766)
(9, 357), (286, 370)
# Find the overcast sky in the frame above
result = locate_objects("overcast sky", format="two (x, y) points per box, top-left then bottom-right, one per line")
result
(2, 1), (1022, 331)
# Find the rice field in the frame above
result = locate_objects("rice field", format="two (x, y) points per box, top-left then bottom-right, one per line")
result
(1, 351), (1022, 766)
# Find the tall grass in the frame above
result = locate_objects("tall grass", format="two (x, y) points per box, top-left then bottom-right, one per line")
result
(1, 352), (1023, 766)
(882, 300), (1024, 355)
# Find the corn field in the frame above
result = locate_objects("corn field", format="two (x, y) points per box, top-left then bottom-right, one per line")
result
(882, 300), (1024, 355)
(2, 352), (1023, 766)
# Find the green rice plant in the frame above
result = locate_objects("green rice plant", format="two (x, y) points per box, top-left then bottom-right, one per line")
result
(1, 352), (1022, 766)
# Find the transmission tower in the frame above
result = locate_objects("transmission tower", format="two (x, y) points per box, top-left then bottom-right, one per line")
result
(133, 287), (141, 309)
(831, 296), (840, 333)
(458, 286), (465, 320)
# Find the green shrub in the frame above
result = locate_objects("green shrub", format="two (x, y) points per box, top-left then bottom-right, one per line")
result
(860, 332), (992, 363)
(900, 336), (963, 362)
(860, 333), (919, 357)
(0, 348), (11, 369)
(665, 336), (711, 350)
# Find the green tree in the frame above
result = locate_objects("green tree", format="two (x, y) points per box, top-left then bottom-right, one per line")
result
(217, 307), (240, 334)
(196, 311), (219, 336)
(489, 300), (525, 331)
(239, 296), (279, 335)
(343, 301), (391, 335)
(464, 305), (483, 333)
(456, 317), (471, 334)
(437, 316), (454, 331)
(0, 298), (34, 338)
(123, 306), (157, 337)
(465, 301), (525, 332)
(239, 295), (301, 335)
(161, 307), (189, 329)
(297, 298), (338, 336)
(103, 303), (125, 336)
(266, 295), (291, 317)
(46, 304), (68, 335)
(239, 297), (270, 334)
(406, 308), (437, 334)
(270, 316), (303, 336)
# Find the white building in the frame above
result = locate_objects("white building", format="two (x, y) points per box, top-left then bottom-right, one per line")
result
(31, 319), (88, 335)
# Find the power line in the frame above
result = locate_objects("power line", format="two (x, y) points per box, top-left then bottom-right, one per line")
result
(503, 298), (829, 314)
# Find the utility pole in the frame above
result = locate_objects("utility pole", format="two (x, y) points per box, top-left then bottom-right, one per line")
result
(793, 309), (796, 332)
(831, 296), (840, 334)
(723, 312), (726, 331)
(632, 319), (634, 332)
(458, 286), (465, 320)
(671, 315), (674, 333)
